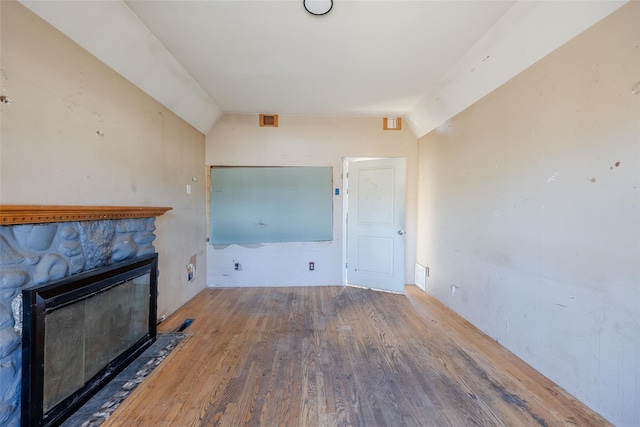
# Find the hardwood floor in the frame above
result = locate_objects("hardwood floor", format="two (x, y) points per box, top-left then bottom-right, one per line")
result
(104, 286), (610, 426)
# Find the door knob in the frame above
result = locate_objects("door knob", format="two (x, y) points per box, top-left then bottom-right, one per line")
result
(398, 230), (405, 235)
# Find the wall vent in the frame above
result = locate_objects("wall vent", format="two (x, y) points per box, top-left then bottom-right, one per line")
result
(383, 117), (402, 130)
(259, 114), (279, 127)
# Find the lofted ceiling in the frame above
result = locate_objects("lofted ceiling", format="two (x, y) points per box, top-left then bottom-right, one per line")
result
(19, 0), (626, 137)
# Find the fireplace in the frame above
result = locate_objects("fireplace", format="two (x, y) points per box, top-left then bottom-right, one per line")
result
(21, 254), (158, 427)
(0, 205), (171, 427)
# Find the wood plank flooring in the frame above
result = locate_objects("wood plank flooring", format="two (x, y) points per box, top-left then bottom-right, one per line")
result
(104, 286), (610, 426)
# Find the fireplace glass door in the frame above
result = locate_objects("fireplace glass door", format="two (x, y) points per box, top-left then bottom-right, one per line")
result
(22, 254), (158, 427)
(43, 273), (150, 412)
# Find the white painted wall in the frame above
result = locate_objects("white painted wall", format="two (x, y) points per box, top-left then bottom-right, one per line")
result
(0, 2), (208, 318)
(205, 114), (417, 288)
(416, 3), (639, 425)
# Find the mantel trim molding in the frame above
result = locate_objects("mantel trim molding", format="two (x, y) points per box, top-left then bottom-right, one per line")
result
(0, 205), (173, 225)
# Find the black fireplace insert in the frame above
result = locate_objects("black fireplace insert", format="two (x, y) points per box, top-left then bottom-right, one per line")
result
(21, 254), (158, 427)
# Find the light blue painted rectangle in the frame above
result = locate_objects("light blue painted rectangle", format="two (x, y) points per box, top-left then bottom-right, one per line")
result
(210, 167), (333, 244)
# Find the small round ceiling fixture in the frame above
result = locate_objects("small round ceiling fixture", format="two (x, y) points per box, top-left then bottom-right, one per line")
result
(304, 0), (333, 16)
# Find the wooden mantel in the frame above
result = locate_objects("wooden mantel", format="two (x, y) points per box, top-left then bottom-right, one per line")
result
(0, 205), (173, 225)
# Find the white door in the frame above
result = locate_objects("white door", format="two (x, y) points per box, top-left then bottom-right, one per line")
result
(346, 158), (406, 293)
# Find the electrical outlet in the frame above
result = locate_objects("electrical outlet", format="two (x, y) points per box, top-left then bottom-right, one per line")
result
(309, 262), (315, 271)
(234, 261), (240, 271)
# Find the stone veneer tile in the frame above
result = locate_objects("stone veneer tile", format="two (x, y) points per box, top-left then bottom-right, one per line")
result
(0, 218), (158, 427)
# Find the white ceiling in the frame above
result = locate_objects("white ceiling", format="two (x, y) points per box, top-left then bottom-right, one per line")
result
(20, 1), (626, 137)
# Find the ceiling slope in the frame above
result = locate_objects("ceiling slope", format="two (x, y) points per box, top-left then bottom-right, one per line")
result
(19, 1), (626, 138)
(19, 0), (222, 134)
(406, 0), (627, 137)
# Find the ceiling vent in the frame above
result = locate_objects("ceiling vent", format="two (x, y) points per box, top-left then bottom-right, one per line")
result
(259, 114), (279, 127)
(383, 117), (402, 130)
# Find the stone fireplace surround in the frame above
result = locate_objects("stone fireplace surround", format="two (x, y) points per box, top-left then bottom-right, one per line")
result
(0, 205), (171, 427)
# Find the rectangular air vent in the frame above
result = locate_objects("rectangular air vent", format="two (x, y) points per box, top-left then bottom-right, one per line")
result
(383, 117), (402, 130)
(259, 114), (279, 127)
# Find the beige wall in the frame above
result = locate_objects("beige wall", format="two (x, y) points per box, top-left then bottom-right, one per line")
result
(0, 1), (208, 317)
(4, 0), (636, 423)
(417, 3), (639, 426)
(206, 114), (417, 287)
